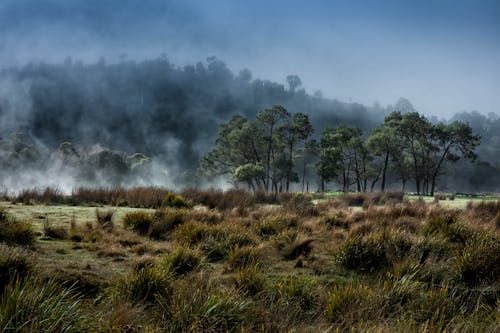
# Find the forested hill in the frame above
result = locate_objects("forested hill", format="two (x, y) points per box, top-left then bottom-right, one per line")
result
(0, 57), (388, 168)
(0, 56), (499, 191)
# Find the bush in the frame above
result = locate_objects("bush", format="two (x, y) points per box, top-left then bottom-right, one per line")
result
(0, 209), (36, 246)
(122, 211), (153, 235)
(162, 192), (192, 208)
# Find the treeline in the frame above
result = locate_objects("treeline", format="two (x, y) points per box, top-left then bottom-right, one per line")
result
(200, 106), (480, 195)
(0, 56), (499, 191)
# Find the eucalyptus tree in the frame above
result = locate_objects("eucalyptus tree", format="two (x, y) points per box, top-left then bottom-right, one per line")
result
(277, 112), (313, 191)
(428, 121), (480, 195)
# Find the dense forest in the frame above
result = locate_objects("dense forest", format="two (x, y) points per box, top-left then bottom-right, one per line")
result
(0, 56), (499, 192)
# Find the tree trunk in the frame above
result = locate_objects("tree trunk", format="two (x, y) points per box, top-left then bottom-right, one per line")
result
(381, 151), (389, 191)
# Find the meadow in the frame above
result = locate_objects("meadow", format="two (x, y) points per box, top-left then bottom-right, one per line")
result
(1, 187), (499, 332)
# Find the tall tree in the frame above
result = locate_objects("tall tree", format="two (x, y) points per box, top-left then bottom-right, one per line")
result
(428, 121), (480, 195)
(277, 112), (313, 191)
(256, 105), (290, 191)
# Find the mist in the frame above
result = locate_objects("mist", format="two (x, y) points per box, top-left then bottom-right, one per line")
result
(0, 0), (499, 192)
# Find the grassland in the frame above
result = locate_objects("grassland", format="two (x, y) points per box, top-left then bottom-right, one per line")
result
(1, 188), (499, 332)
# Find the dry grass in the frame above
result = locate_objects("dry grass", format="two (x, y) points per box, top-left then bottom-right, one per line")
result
(0, 192), (499, 332)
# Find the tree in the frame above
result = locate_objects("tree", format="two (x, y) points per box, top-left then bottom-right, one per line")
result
(428, 121), (480, 195)
(308, 138), (341, 192)
(234, 163), (265, 190)
(199, 114), (265, 182)
(256, 105), (290, 191)
(286, 75), (302, 92)
(277, 112), (313, 191)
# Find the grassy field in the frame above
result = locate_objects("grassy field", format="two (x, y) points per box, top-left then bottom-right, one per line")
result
(1, 188), (499, 332)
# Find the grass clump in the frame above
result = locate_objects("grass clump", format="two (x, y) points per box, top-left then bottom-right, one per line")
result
(0, 208), (36, 246)
(226, 245), (261, 270)
(158, 279), (250, 332)
(112, 265), (173, 304)
(43, 219), (68, 240)
(0, 246), (33, 292)
(160, 246), (201, 277)
(454, 232), (500, 285)
(162, 192), (192, 209)
(336, 234), (388, 272)
(274, 230), (314, 260)
(122, 210), (153, 235)
(282, 193), (318, 217)
(324, 283), (372, 323)
(234, 263), (266, 296)
(148, 208), (188, 239)
(0, 277), (90, 332)
(96, 209), (115, 231)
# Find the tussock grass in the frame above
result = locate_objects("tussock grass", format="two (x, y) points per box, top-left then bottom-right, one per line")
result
(1, 191), (499, 331)
(0, 208), (36, 246)
(0, 277), (90, 332)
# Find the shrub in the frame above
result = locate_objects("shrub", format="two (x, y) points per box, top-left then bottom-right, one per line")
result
(0, 209), (36, 246)
(122, 211), (153, 235)
(162, 192), (192, 208)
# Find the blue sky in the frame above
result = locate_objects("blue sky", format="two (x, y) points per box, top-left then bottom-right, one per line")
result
(0, 0), (499, 117)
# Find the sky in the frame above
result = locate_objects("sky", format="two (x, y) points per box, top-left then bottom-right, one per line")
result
(0, 0), (499, 118)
